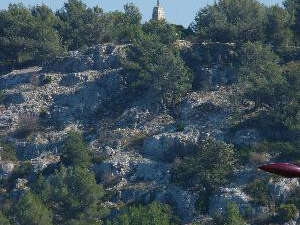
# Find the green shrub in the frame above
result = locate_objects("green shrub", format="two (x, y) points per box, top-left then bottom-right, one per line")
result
(244, 177), (270, 206)
(123, 33), (192, 106)
(195, 193), (210, 214)
(176, 121), (185, 132)
(0, 141), (17, 162)
(0, 211), (10, 225)
(172, 139), (236, 193)
(43, 75), (53, 85)
(0, 91), (5, 104)
(62, 131), (91, 168)
(15, 192), (53, 225)
(277, 204), (298, 223)
(47, 166), (105, 223)
(224, 202), (246, 225)
(107, 202), (179, 225)
(237, 141), (299, 164)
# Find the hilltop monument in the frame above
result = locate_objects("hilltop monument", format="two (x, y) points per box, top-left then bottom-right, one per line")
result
(152, 0), (166, 21)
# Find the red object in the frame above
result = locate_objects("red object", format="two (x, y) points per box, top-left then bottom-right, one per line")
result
(258, 163), (300, 178)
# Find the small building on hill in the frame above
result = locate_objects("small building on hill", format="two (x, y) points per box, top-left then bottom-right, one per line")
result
(152, 0), (166, 21)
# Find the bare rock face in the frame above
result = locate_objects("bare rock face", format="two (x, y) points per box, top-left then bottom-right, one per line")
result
(30, 153), (60, 172)
(44, 44), (126, 73)
(268, 178), (299, 202)
(142, 130), (201, 162)
(209, 187), (252, 216)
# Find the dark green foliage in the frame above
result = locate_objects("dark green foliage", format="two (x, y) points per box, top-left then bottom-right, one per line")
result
(0, 4), (63, 69)
(265, 6), (294, 47)
(0, 91), (5, 104)
(46, 166), (105, 223)
(237, 141), (299, 164)
(277, 204), (298, 223)
(0, 141), (17, 162)
(172, 140), (236, 193)
(123, 34), (192, 106)
(0, 211), (10, 225)
(280, 62), (300, 130)
(62, 131), (91, 167)
(31, 167), (108, 224)
(176, 121), (185, 132)
(237, 42), (287, 112)
(123, 3), (142, 25)
(15, 192), (53, 225)
(43, 75), (53, 85)
(224, 202), (246, 225)
(244, 177), (270, 206)
(291, 0), (300, 43)
(235, 43), (300, 134)
(12, 162), (34, 178)
(56, 0), (106, 50)
(192, 0), (266, 43)
(107, 202), (179, 225)
(180, 42), (238, 90)
(142, 20), (179, 45)
(108, 3), (143, 44)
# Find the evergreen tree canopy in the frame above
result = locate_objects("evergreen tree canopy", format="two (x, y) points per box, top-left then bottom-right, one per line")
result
(62, 131), (91, 168)
(0, 211), (10, 225)
(107, 202), (177, 225)
(16, 192), (53, 225)
(56, 0), (106, 50)
(0, 3), (63, 69)
(192, 0), (266, 43)
(47, 166), (104, 222)
(123, 33), (192, 106)
(224, 202), (246, 225)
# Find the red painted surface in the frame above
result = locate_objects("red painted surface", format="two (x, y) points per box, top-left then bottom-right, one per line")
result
(258, 163), (300, 178)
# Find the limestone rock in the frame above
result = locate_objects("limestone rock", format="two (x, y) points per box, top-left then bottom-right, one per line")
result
(209, 187), (252, 217)
(44, 44), (126, 73)
(142, 130), (201, 161)
(268, 178), (299, 202)
(30, 153), (60, 172)
(15, 178), (29, 191)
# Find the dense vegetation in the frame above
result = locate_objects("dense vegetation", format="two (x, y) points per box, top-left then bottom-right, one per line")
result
(0, 0), (299, 224)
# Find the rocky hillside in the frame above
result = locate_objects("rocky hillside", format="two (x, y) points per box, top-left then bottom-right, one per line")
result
(0, 43), (299, 225)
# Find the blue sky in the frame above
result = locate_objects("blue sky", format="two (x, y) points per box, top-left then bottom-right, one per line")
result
(1, 0), (284, 27)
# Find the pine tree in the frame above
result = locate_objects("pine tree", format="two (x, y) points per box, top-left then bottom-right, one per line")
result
(224, 203), (246, 225)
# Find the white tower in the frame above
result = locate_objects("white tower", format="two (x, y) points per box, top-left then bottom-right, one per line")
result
(152, 0), (166, 21)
